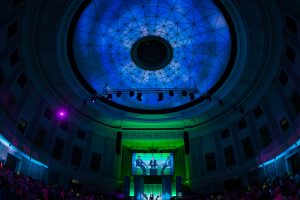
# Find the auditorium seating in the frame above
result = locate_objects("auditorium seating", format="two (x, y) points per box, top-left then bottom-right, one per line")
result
(0, 167), (121, 200)
(1, 166), (299, 200)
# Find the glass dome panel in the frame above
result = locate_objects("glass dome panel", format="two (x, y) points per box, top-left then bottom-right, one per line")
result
(71, 0), (232, 111)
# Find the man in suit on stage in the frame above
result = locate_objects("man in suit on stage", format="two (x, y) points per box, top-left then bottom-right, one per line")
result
(161, 156), (171, 175)
(149, 156), (158, 168)
(149, 156), (158, 175)
(136, 156), (147, 175)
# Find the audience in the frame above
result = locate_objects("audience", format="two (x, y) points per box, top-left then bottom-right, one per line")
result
(178, 173), (300, 200)
(0, 168), (120, 200)
(1, 166), (299, 200)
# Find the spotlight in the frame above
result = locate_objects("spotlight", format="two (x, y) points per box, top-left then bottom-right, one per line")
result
(107, 94), (112, 100)
(129, 91), (134, 97)
(158, 93), (163, 101)
(91, 94), (98, 103)
(169, 90), (174, 97)
(136, 93), (142, 101)
(57, 109), (67, 119)
(205, 93), (212, 102)
(116, 91), (122, 97)
(189, 93), (195, 101)
(182, 90), (187, 96)
(91, 97), (96, 102)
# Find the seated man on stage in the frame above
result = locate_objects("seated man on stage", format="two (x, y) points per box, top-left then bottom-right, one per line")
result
(161, 156), (171, 175)
(149, 156), (158, 175)
(149, 156), (158, 168)
(136, 156), (147, 175)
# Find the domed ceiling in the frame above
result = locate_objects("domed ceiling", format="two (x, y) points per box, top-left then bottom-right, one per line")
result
(69, 0), (235, 113)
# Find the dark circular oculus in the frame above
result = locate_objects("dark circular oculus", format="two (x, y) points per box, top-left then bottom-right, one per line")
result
(131, 36), (173, 71)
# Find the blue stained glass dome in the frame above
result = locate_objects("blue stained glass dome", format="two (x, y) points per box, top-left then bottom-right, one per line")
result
(71, 0), (233, 111)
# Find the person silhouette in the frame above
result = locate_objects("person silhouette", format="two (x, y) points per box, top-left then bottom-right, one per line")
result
(149, 156), (158, 175)
(149, 156), (157, 168)
(136, 156), (146, 175)
(161, 156), (171, 175)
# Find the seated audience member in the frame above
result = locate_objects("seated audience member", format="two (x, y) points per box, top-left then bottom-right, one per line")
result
(1, 163), (300, 200)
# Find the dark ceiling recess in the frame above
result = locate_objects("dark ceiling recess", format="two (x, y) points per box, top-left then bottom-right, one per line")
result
(131, 35), (173, 71)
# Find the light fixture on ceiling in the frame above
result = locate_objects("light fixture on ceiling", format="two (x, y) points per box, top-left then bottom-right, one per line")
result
(116, 91), (122, 97)
(205, 93), (212, 102)
(91, 94), (97, 102)
(129, 91), (134, 97)
(136, 93), (142, 101)
(107, 93), (112, 100)
(90, 86), (200, 104)
(189, 93), (195, 101)
(57, 109), (68, 119)
(91, 98), (96, 103)
(158, 93), (163, 101)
